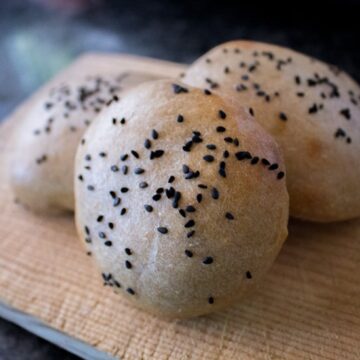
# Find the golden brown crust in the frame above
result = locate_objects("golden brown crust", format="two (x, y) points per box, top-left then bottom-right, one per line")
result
(75, 80), (289, 318)
(182, 40), (360, 222)
(10, 72), (158, 213)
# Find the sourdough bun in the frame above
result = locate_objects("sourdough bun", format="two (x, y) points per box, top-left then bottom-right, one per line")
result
(75, 80), (289, 318)
(182, 41), (360, 222)
(10, 72), (158, 213)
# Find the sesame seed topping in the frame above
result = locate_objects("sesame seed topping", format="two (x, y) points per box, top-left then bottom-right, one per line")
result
(196, 194), (203, 203)
(144, 204), (153, 212)
(279, 112), (287, 121)
(203, 155), (215, 162)
(206, 144), (217, 150)
(187, 230), (195, 238)
(211, 187), (219, 199)
(168, 175), (175, 183)
(144, 139), (151, 149)
(151, 129), (158, 139)
(111, 165), (119, 172)
(185, 249), (193, 257)
(97, 215), (104, 222)
(108, 222), (114, 229)
(216, 126), (226, 133)
(125, 260), (132, 269)
(150, 150), (165, 159)
(183, 164), (190, 174)
(121, 165), (128, 175)
(277, 172), (285, 180)
(204, 89), (212, 95)
(198, 184), (207, 189)
(121, 187), (129, 193)
(120, 154), (128, 161)
(125, 248), (132, 255)
(152, 194), (161, 201)
(249, 108), (254, 116)
(225, 212), (234, 220)
(218, 110), (227, 119)
(186, 205), (196, 212)
(172, 83), (189, 94)
(131, 150), (140, 159)
(246, 271), (252, 279)
(235, 151), (251, 160)
(184, 219), (195, 228)
(203, 256), (213, 265)
(127, 288), (135, 295)
(87, 185), (95, 191)
(223, 151), (229, 158)
(139, 182), (148, 189)
(120, 208), (127, 216)
(157, 227), (168, 234)
(261, 158), (270, 166)
(269, 163), (279, 171)
(104, 241), (112, 247)
(208, 297), (214, 304)
(179, 209), (186, 217)
(251, 157), (259, 165)
(134, 168), (145, 174)
(177, 114), (184, 123)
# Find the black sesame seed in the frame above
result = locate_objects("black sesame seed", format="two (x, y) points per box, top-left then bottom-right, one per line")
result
(112, 118), (117, 125)
(203, 155), (215, 162)
(151, 129), (158, 139)
(97, 215), (104, 222)
(261, 158), (270, 166)
(296, 92), (305, 97)
(78, 175), (84, 181)
(294, 75), (301, 85)
(172, 83), (189, 94)
(251, 157), (259, 165)
(113, 197), (121, 207)
(277, 171), (285, 180)
(279, 112), (287, 121)
(108, 222), (114, 229)
(120, 118), (125, 124)
(125, 260), (132, 269)
(144, 204), (153, 212)
(127, 288), (135, 295)
(131, 150), (140, 159)
(134, 168), (145, 175)
(121, 187), (129, 193)
(183, 164), (190, 174)
(185, 249), (193, 257)
(198, 184), (207, 189)
(177, 114), (184, 123)
(223, 151), (229, 158)
(185, 219), (195, 228)
(225, 212), (234, 220)
(172, 191), (181, 208)
(204, 89), (212, 95)
(144, 139), (151, 149)
(308, 103), (318, 114)
(85, 226), (90, 235)
(120, 154), (128, 161)
(85, 154), (92, 161)
(219, 167), (226, 178)
(150, 150), (165, 159)
(269, 163), (279, 171)
(87, 185), (95, 191)
(206, 144), (217, 150)
(203, 257), (213, 265)
(104, 241), (112, 247)
(208, 297), (214, 304)
(139, 181), (148, 189)
(179, 209), (186, 217)
(340, 108), (351, 120)
(156, 187), (164, 194)
(121, 165), (128, 175)
(186, 205), (196, 212)
(168, 175), (175, 183)
(152, 194), (161, 202)
(235, 151), (251, 160)
(249, 108), (254, 116)
(99, 152), (107, 157)
(224, 137), (233, 143)
(109, 190), (117, 199)
(157, 227), (168, 234)
(246, 271), (252, 279)
(111, 165), (119, 172)
(120, 208), (127, 216)
(125, 248), (132, 255)
(216, 126), (226, 133)
(233, 138), (239, 146)
(99, 232), (106, 239)
(218, 110), (227, 119)
(196, 194), (203, 203)
(113, 280), (121, 288)
(211, 187), (219, 200)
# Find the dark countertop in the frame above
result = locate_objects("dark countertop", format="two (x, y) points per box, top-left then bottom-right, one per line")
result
(0, 0), (359, 358)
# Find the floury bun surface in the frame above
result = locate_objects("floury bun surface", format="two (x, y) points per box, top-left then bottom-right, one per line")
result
(182, 41), (360, 222)
(75, 80), (289, 318)
(10, 72), (158, 213)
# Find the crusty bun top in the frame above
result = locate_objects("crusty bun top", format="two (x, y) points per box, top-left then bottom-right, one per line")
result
(182, 40), (360, 222)
(75, 79), (289, 318)
(10, 72), (158, 213)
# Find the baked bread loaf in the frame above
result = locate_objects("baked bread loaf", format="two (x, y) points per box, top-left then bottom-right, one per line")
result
(10, 72), (158, 213)
(182, 41), (360, 222)
(75, 80), (289, 318)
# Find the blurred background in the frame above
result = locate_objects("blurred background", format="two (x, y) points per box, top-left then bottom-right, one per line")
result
(0, 0), (359, 358)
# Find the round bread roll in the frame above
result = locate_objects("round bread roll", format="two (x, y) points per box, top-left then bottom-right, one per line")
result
(10, 72), (158, 213)
(75, 80), (289, 318)
(182, 41), (360, 222)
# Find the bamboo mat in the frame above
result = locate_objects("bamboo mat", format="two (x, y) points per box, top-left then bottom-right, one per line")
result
(0, 53), (359, 360)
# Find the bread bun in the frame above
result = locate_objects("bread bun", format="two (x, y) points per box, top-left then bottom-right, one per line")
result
(75, 79), (289, 318)
(10, 72), (157, 213)
(182, 41), (360, 222)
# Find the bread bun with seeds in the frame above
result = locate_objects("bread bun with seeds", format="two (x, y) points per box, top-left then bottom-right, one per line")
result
(182, 40), (360, 222)
(75, 80), (289, 318)
(10, 72), (158, 213)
